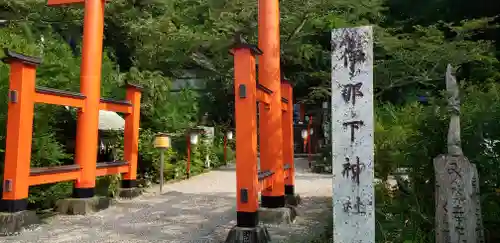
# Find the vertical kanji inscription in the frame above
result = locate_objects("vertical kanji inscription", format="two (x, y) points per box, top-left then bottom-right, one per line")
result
(331, 26), (374, 243)
(343, 120), (364, 143)
(342, 82), (364, 106)
(342, 157), (365, 185)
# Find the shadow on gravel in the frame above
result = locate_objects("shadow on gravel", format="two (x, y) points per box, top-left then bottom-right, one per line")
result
(2, 195), (333, 243)
(0, 157), (331, 243)
(0, 191), (238, 243)
(294, 174), (332, 180)
(266, 195), (332, 243)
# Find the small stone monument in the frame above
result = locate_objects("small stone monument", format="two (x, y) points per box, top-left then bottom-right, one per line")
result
(434, 64), (485, 243)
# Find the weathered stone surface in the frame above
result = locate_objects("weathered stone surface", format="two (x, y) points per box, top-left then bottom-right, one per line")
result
(445, 64), (463, 156)
(118, 187), (143, 199)
(55, 196), (112, 215)
(434, 64), (484, 243)
(434, 155), (484, 243)
(0, 210), (39, 236)
(285, 194), (301, 207)
(471, 163), (485, 242)
(224, 225), (271, 243)
(331, 26), (375, 242)
(258, 206), (296, 225)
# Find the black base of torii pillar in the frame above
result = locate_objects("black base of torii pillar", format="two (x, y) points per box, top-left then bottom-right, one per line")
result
(225, 226), (271, 243)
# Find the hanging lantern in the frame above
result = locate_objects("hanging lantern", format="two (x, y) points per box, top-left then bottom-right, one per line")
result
(226, 130), (233, 140)
(154, 133), (171, 149)
(190, 132), (199, 145)
(301, 129), (308, 139)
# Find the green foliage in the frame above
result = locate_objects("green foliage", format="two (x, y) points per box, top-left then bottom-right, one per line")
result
(375, 20), (499, 103)
(95, 175), (121, 197)
(311, 143), (332, 173)
(375, 183), (433, 243)
(375, 98), (448, 242)
(2, 2), (500, 242)
(27, 182), (73, 210)
(122, 68), (199, 132)
(27, 129), (73, 209)
(0, 15), (212, 209)
(127, 128), (179, 183)
(212, 143), (235, 166)
(374, 82), (500, 242)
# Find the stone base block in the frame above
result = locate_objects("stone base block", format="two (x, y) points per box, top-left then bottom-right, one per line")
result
(0, 210), (39, 236)
(285, 194), (301, 206)
(55, 196), (111, 215)
(224, 225), (271, 243)
(258, 206), (297, 225)
(118, 187), (143, 199)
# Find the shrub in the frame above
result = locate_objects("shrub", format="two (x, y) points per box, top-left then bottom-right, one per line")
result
(373, 82), (500, 242)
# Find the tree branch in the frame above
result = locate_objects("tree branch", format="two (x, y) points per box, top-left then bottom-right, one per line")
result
(285, 13), (310, 43)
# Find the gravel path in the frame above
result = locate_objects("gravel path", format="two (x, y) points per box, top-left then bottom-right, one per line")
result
(0, 158), (332, 243)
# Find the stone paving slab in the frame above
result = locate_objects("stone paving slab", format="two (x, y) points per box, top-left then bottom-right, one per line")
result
(0, 158), (332, 243)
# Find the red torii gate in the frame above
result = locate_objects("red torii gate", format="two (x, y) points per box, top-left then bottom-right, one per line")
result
(228, 41), (296, 220)
(0, 0), (300, 240)
(0, 0), (143, 233)
(226, 0), (300, 241)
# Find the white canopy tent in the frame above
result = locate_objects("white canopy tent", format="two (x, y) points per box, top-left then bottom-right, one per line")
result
(98, 110), (125, 131)
(64, 106), (126, 131)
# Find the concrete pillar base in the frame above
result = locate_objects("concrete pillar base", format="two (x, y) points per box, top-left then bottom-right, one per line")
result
(258, 206), (297, 225)
(0, 210), (39, 236)
(224, 225), (271, 243)
(55, 196), (112, 215)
